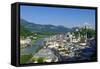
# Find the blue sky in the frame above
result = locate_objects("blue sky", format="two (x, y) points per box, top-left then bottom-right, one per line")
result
(20, 5), (95, 28)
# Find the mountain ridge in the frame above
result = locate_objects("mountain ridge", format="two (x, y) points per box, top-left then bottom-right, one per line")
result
(20, 19), (72, 33)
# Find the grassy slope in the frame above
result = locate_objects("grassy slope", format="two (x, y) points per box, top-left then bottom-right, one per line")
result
(20, 54), (32, 64)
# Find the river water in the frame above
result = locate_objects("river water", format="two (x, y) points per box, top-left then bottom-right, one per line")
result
(20, 38), (45, 55)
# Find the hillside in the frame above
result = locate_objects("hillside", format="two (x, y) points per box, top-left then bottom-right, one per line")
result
(20, 19), (71, 33)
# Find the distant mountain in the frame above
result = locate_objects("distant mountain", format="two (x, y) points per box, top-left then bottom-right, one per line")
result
(20, 19), (71, 33)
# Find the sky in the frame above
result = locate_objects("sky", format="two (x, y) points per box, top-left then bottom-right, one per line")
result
(20, 5), (96, 28)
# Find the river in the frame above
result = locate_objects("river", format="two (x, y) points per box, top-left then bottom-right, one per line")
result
(20, 38), (45, 55)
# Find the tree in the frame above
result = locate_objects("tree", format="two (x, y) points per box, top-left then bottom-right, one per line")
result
(37, 57), (44, 63)
(20, 25), (32, 38)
